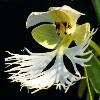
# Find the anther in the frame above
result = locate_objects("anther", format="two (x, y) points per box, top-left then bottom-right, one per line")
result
(68, 24), (72, 29)
(63, 22), (67, 30)
(64, 32), (67, 35)
(63, 22), (67, 27)
(55, 22), (60, 29)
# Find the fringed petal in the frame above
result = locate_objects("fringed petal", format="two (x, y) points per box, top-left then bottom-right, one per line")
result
(5, 48), (56, 81)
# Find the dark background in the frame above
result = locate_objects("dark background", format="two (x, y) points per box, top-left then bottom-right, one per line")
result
(0, 0), (99, 100)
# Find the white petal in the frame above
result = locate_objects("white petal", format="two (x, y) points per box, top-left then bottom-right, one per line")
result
(26, 12), (54, 28)
(26, 5), (84, 29)
(50, 5), (85, 23)
(61, 5), (85, 22)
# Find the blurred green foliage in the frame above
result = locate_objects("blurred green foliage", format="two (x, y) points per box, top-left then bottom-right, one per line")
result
(92, 0), (100, 24)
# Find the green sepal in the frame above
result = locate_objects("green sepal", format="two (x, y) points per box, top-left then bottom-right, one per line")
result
(31, 24), (62, 49)
(74, 23), (90, 45)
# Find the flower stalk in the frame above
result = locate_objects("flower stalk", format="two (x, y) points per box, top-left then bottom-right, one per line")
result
(84, 66), (93, 100)
(57, 34), (73, 55)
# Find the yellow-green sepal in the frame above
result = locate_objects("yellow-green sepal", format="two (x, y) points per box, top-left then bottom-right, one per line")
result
(31, 24), (62, 49)
(74, 23), (90, 45)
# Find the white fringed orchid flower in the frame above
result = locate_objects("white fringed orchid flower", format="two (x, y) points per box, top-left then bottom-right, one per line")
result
(5, 5), (97, 93)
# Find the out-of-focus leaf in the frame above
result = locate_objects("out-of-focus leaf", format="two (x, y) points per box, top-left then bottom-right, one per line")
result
(90, 40), (100, 57)
(31, 24), (61, 49)
(78, 79), (87, 98)
(86, 54), (100, 95)
(92, 0), (100, 24)
(87, 91), (91, 100)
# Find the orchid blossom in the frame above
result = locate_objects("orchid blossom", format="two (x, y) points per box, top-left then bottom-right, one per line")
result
(5, 5), (97, 93)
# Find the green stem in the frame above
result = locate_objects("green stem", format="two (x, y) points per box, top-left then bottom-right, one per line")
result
(84, 67), (93, 100)
(90, 40), (100, 56)
(58, 34), (73, 48)
(56, 34), (73, 55)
